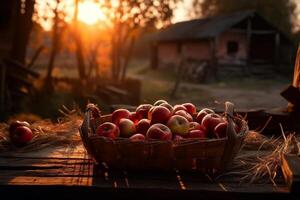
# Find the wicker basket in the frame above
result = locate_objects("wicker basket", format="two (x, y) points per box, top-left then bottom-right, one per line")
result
(79, 102), (248, 171)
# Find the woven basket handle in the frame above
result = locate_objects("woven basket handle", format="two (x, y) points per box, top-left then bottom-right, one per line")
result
(79, 104), (100, 153)
(224, 101), (237, 139)
(221, 101), (239, 169)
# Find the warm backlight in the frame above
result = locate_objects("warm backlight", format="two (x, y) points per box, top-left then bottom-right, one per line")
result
(78, 1), (106, 25)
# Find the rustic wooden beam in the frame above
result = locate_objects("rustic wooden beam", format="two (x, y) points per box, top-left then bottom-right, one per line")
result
(281, 154), (300, 193)
(230, 28), (276, 34)
(4, 58), (39, 78)
(27, 45), (44, 69)
(0, 62), (6, 112)
(292, 44), (300, 89)
(281, 44), (300, 112)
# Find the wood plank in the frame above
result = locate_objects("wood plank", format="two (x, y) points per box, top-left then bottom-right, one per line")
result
(4, 58), (39, 78)
(0, 145), (88, 159)
(0, 141), (296, 200)
(0, 158), (295, 200)
(0, 62), (6, 112)
(2, 176), (91, 186)
(0, 185), (294, 200)
(0, 144), (94, 186)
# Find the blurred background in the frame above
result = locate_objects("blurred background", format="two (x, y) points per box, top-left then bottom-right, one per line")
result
(0, 0), (299, 121)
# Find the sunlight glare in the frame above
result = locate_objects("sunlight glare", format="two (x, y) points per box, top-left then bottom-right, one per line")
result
(78, 1), (106, 25)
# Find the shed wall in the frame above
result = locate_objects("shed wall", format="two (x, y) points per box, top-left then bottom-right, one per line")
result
(216, 31), (247, 65)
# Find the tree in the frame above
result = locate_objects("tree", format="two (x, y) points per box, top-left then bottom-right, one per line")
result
(45, 0), (67, 82)
(73, 0), (87, 80)
(10, 0), (35, 64)
(100, 0), (178, 81)
(190, 0), (297, 36)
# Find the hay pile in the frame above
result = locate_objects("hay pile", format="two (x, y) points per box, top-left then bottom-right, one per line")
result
(219, 126), (300, 184)
(0, 107), (83, 153)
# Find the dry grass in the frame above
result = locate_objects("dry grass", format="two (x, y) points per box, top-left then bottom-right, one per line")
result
(218, 126), (300, 185)
(0, 106), (83, 153)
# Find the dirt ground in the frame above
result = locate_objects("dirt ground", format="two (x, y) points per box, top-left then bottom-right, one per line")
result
(179, 81), (289, 110)
(130, 72), (291, 111)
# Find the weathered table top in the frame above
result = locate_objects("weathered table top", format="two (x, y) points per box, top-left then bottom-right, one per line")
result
(0, 143), (298, 200)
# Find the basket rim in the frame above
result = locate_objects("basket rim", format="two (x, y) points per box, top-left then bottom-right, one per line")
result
(86, 112), (249, 143)
(86, 118), (248, 146)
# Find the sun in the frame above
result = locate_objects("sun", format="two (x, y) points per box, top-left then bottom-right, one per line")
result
(78, 1), (106, 25)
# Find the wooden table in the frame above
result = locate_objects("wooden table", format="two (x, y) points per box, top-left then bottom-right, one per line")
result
(0, 144), (298, 200)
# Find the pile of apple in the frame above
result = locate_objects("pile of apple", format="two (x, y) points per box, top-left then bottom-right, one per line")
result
(96, 100), (238, 141)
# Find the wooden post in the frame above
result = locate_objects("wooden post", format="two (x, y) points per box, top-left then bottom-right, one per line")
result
(292, 45), (300, 89)
(281, 154), (300, 192)
(27, 45), (44, 69)
(170, 55), (185, 98)
(210, 36), (218, 80)
(246, 17), (252, 73)
(274, 32), (280, 69)
(286, 44), (300, 112)
(0, 62), (6, 112)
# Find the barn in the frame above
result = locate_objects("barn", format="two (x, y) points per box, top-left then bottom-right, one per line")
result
(151, 10), (294, 80)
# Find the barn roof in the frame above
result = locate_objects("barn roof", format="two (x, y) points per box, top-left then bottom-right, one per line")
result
(153, 10), (285, 42)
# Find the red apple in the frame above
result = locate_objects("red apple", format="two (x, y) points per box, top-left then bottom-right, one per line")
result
(153, 99), (168, 106)
(187, 129), (207, 138)
(189, 122), (202, 130)
(167, 115), (189, 136)
(146, 124), (172, 140)
(172, 105), (187, 113)
(196, 108), (215, 124)
(111, 109), (131, 125)
(130, 112), (139, 124)
(201, 113), (223, 132)
(147, 106), (155, 120)
(119, 119), (136, 138)
(213, 121), (228, 138)
(182, 103), (196, 115)
(160, 102), (174, 112)
(9, 121), (30, 134)
(148, 106), (171, 124)
(135, 104), (153, 120)
(96, 122), (120, 139)
(10, 126), (33, 147)
(174, 135), (184, 141)
(130, 133), (146, 142)
(136, 119), (151, 135)
(174, 110), (193, 122)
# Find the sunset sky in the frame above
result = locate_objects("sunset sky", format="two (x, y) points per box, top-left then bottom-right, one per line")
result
(36, 0), (193, 29)
(35, 0), (300, 31)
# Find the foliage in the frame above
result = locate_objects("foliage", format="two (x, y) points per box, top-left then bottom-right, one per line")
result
(190, 0), (298, 36)
(34, 0), (68, 81)
(98, 0), (179, 81)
